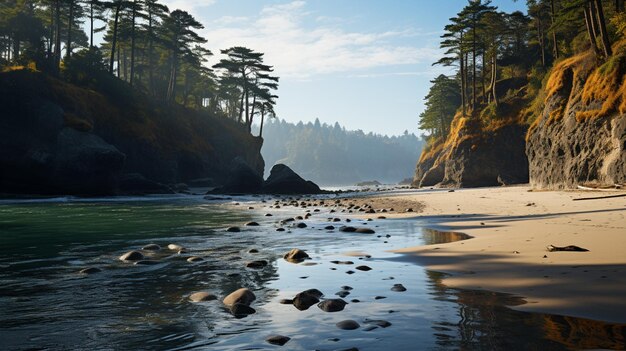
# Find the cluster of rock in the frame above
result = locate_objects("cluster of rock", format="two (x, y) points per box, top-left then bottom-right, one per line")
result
(211, 162), (323, 195)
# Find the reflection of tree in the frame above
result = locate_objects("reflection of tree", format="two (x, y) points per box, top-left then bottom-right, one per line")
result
(423, 269), (625, 350)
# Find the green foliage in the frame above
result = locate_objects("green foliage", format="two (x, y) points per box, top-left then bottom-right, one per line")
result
(63, 47), (108, 85)
(419, 74), (461, 139)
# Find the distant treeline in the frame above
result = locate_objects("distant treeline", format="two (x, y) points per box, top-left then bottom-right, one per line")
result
(256, 119), (424, 186)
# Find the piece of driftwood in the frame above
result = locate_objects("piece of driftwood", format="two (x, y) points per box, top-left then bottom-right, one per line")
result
(573, 193), (626, 201)
(546, 245), (589, 252)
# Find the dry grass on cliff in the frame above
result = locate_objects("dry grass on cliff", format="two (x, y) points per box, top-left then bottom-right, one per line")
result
(577, 41), (626, 120)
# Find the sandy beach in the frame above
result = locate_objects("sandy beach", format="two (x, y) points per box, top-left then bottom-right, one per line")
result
(352, 185), (626, 324)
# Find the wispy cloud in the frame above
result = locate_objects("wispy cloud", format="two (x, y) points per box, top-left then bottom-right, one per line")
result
(201, 1), (442, 80)
(160, 0), (216, 15)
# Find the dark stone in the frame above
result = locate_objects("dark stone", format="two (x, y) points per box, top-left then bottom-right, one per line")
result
(261, 164), (322, 194)
(230, 303), (256, 318)
(246, 260), (268, 268)
(119, 251), (144, 261)
(339, 226), (357, 233)
(283, 248), (310, 262)
(245, 221), (260, 226)
(227, 226), (241, 232)
(336, 320), (360, 330)
(296, 222), (307, 228)
(325, 225), (335, 230)
(391, 284), (407, 292)
(355, 228), (375, 234)
(266, 335), (291, 346)
(355, 265), (372, 271)
(293, 289), (323, 310)
(318, 299), (347, 312)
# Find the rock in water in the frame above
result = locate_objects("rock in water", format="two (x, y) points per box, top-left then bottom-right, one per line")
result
(223, 288), (256, 306)
(336, 320), (360, 330)
(339, 226), (357, 233)
(317, 299), (347, 312)
(167, 244), (184, 251)
(189, 292), (217, 302)
(355, 265), (372, 271)
(119, 251), (144, 261)
(246, 260), (268, 268)
(142, 244), (161, 251)
(355, 228), (375, 234)
(230, 303), (256, 318)
(391, 284), (407, 292)
(226, 226), (241, 232)
(266, 335), (291, 346)
(187, 256), (203, 262)
(245, 221), (260, 226)
(261, 164), (322, 194)
(284, 248), (310, 262)
(293, 289), (323, 310)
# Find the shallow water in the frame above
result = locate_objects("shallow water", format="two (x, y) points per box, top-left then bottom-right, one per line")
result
(0, 195), (624, 350)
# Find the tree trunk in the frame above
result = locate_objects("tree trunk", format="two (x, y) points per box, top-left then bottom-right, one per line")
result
(109, 3), (121, 74)
(54, 0), (61, 73)
(66, 0), (74, 59)
(584, 3), (601, 59)
(459, 51), (466, 116)
(167, 54), (178, 102)
(550, 0), (559, 59)
(594, 0), (612, 58)
(472, 21), (477, 112)
(130, 0), (136, 86)
(89, 0), (94, 48)
(538, 18), (546, 67)
(244, 88), (250, 131)
(481, 49), (486, 103)
(259, 111), (265, 138)
(492, 50), (498, 106)
(148, 11), (154, 94)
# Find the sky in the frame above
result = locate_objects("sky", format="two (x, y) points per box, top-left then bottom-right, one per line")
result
(160, 0), (527, 136)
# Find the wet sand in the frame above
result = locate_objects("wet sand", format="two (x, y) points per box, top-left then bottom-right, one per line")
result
(351, 185), (626, 323)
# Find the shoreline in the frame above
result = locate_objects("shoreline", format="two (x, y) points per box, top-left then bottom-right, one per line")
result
(350, 185), (626, 324)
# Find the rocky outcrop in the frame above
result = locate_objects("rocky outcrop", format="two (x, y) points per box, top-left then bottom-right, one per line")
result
(412, 122), (529, 188)
(211, 157), (264, 194)
(262, 164), (322, 194)
(526, 52), (626, 189)
(0, 70), (265, 196)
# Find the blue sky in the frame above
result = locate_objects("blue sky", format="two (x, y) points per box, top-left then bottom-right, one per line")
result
(161, 0), (526, 136)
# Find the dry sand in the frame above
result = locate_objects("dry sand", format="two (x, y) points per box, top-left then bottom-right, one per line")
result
(356, 185), (626, 323)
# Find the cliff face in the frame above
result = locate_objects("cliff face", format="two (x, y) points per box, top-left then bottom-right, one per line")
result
(0, 70), (264, 195)
(412, 78), (530, 188)
(526, 51), (626, 189)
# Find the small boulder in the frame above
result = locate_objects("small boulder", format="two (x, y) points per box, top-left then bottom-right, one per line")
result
(245, 222), (260, 226)
(189, 292), (217, 302)
(119, 251), (144, 261)
(284, 248), (310, 262)
(391, 284), (407, 292)
(293, 289), (323, 310)
(318, 299), (347, 312)
(355, 265), (372, 271)
(266, 335), (291, 346)
(261, 164), (322, 194)
(167, 244), (184, 251)
(339, 226), (357, 233)
(187, 256), (203, 263)
(230, 303), (256, 318)
(336, 320), (360, 330)
(223, 288), (256, 306)
(355, 228), (375, 234)
(227, 226), (241, 232)
(142, 244), (161, 251)
(246, 260), (268, 269)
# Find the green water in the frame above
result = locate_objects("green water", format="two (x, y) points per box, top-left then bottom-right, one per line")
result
(0, 195), (624, 350)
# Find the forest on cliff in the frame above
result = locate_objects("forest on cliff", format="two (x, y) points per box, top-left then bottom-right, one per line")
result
(415, 0), (626, 189)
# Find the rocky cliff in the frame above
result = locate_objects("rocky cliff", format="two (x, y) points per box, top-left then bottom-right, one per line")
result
(0, 70), (264, 196)
(526, 49), (626, 189)
(412, 78), (530, 188)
